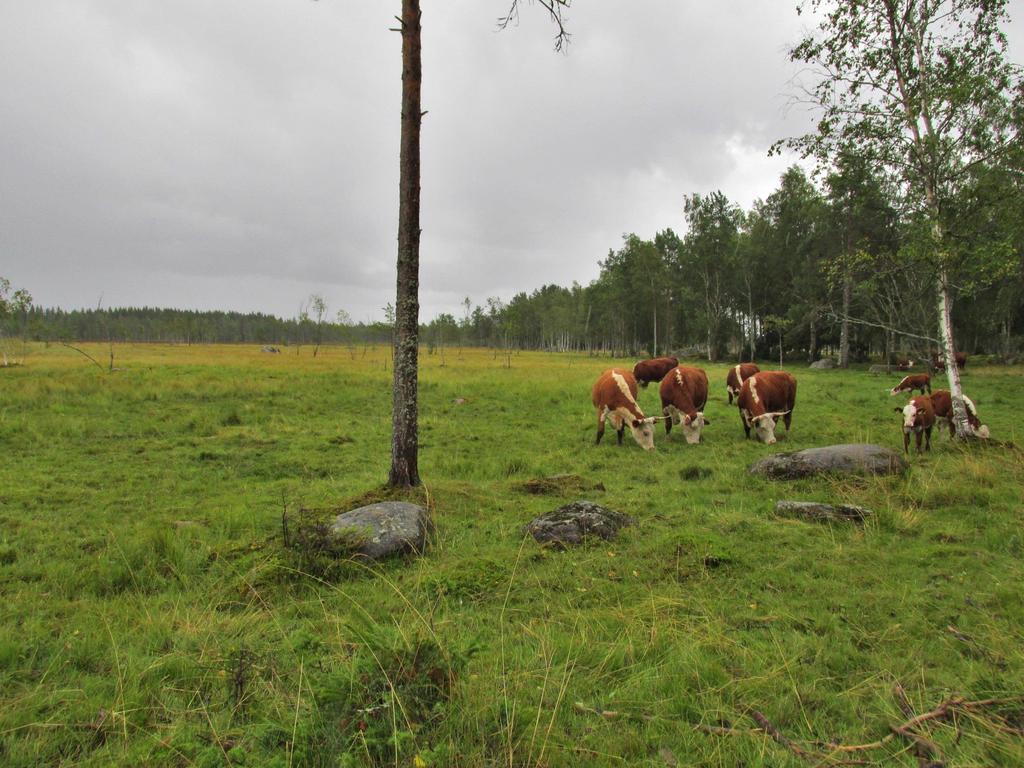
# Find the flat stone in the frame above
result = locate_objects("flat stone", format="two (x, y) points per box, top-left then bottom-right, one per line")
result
(750, 443), (908, 480)
(809, 358), (837, 369)
(774, 500), (873, 522)
(526, 501), (632, 548)
(329, 501), (432, 560)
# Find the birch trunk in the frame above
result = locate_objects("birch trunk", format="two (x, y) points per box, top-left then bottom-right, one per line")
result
(937, 268), (973, 438)
(389, 0), (422, 487)
(839, 276), (851, 368)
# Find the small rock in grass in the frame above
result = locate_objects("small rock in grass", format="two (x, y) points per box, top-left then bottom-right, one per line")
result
(520, 474), (605, 495)
(330, 502), (432, 560)
(526, 501), (632, 548)
(774, 500), (872, 523)
(809, 358), (837, 369)
(750, 443), (908, 480)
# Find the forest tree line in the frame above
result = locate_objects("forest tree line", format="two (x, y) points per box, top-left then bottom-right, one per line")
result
(3, 160), (1023, 363)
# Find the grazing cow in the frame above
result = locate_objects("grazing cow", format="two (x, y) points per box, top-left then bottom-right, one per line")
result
(890, 373), (931, 396)
(736, 370), (797, 444)
(932, 351), (967, 372)
(591, 369), (661, 450)
(929, 389), (990, 439)
(725, 363), (760, 405)
(633, 356), (679, 387)
(659, 365), (711, 444)
(895, 395), (936, 453)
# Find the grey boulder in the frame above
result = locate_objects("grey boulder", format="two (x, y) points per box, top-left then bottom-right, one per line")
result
(526, 501), (632, 548)
(750, 443), (908, 479)
(330, 502), (432, 560)
(809, 358), (837, 369)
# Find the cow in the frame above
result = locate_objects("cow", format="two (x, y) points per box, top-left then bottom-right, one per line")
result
(736, 370), (797, 444)
(591, 368), (662, 450)
(659, 365), (711, 444)
(929, 389), (991, 439)
(725, 362), (760, 405)
(633, 356), (679, 387)
(895, 395), (936, 453)
(895, 358), (914, 371)
(931, 351), (967, 372)
(890, 373), (931, 396)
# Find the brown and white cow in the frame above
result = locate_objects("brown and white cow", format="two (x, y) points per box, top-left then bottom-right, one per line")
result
(929, 389), (990, 439)
(890, 373), (931, 396)
(895, 358), (914, 371)
(659, 365), (711, 444)
(726, 363), (760, 405)
(591, 369), (662, 450)
(736, 370), (796, 444)
(633, 356), (679, 387)
(932, 351), (967, 372)
(895, 395), (936, 453)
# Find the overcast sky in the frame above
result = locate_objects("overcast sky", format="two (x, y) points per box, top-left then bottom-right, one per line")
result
(3, 1), (1022, 322)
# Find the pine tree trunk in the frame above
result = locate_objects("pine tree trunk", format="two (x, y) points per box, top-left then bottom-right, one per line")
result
(389, 0), (422, 488)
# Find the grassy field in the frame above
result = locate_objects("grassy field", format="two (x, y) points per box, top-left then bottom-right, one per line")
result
(2, 343), (1023, 767)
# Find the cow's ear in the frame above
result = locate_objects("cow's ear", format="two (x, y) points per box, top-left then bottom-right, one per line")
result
(893, 407), (902, 413)
(702, 416), (711, 425)
(631, 419), (641, 428)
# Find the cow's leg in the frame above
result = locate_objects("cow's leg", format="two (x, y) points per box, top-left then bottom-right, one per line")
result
(915, 430), (923, 454)
(616, 426), (625, 445)
(903, 430), (910, 453)
(741, 413), (750, 439)
(663, 406), (673, 435)
(925, 426), (932, 452)
(595, 409), (605, 445)
(783, 411), (793, 432)
(926, 382), (932, 394)
(727, 388), (734, 405)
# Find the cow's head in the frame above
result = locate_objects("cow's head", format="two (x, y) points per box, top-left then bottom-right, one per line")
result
(896, 403), (919, 431)
(679, 412), (710, 444)
(629, 416), (661, 451)
(749, 411), (787, 444)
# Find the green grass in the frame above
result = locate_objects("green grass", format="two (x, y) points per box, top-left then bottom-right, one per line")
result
(1, 343), (1023, 766)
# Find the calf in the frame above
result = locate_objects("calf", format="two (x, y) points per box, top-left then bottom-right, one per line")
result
(633, 356), (679, 387)
(736, 370), (797, 444)
(725, 363), (760, 405)
(591, 368), (661, 450)
(890, 373), (931, 396)
(929, 389), (990, 439)
(895, 395), (935, 453)
(659, 365), (711, 444)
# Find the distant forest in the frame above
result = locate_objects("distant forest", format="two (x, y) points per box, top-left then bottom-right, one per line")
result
(4, 163), (1023, 362)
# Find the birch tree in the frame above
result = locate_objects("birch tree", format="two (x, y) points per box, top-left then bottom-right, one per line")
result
(779, 0), (1021, 438)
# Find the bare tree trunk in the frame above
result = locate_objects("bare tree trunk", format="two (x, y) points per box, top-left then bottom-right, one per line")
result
(389, 0), (422, 488)
(808, 309), (818, 362)
(839, 275), (851, 368)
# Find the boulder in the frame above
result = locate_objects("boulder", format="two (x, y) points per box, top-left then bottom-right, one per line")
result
(809, 358), (837, 369)
(774, 500), (873, 523)
(868, 364), (892, 375)
(750, 443), (908, 480)
(329, 502), (432, 560)
(526, 501), (632, 548)
(261, 345), (281, 354)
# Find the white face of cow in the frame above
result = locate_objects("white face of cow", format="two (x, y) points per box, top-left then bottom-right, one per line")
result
(901, 403), (918, 431)
(750, 413), (778, 444)
(680, 413), (707, 444)
(976, 424), (991, 439)
(629, 417), (656, 451)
